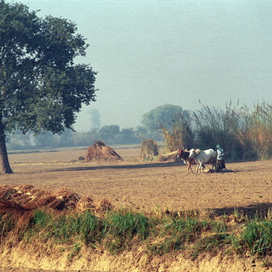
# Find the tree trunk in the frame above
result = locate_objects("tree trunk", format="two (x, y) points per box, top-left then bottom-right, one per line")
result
(0, 121), (12, 173)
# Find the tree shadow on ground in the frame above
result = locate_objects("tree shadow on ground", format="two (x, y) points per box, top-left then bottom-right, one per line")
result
(47, 161), (242, 173)
(212, 203), (272, 219)
(47, 161), (183, 172)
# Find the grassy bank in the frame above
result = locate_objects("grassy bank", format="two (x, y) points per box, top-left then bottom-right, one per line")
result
(2, 208), (272, 268)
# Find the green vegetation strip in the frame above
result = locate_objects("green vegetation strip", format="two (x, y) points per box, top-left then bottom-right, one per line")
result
(2, 209), (272, 265)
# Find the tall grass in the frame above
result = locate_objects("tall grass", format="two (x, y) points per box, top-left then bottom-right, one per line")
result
(160, 113), (194, 152)
(103, 210), (149, 253)
(30, 210), (101, 245)
(149, 214), (230, 257)
(191, 102), (249, 159)
(238, 218), (272, 256)
(161, 101), (272, 161)
(103, 210), (149, 239)
(247, 103), (272, 159)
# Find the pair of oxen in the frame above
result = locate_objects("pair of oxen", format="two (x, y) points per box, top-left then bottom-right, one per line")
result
(177, 147), (226, 174)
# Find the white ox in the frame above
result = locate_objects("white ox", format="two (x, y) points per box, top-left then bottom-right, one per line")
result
(189, 148), (217, 173)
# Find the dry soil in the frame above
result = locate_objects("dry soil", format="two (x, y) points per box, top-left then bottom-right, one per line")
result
(2, 146), (272, 216)
(1, 146), (272, 272)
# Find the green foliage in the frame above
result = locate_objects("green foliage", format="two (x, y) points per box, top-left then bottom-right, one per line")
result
(102, 210), (149, 253)
(162, 217), (204, 242)
(7, 126), (142, 150)
(77, 211), (99, 245)
(0, 0), (97, 172)
(105, 210), (149, 239)
(0, 1), (97, 134)
(150, 217), (203, 255)
(8, 101), (272, 160)
(145, 101), (272, 160)
(32, 209), (51, 227)
(99, 125), (120, 144)
(5, 208), (272, 263)
(192, 104), (235, 152)
(191, 233), (231, 260)
(141, 104), (187, 136)
(238, 219), (272, 256)
(30, 210), (101, 245)
(150, 215), (229, 256)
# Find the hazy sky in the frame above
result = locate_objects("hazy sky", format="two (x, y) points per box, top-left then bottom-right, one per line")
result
(11, 0), (272, 131)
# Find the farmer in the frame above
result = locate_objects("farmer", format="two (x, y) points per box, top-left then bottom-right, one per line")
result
(216, 144), (226, 171)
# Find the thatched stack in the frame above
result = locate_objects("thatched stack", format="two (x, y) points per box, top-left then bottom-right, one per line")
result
(0, 185), (113, 214)
(85, 141), (122, 162)
(140, 139), (159, 160)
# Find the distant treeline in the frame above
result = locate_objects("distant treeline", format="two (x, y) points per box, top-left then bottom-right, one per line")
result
(6, 125), (144, 150)
(7, 102), (272, 161)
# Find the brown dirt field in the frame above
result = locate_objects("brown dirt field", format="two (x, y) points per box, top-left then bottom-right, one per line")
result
(2, 146), (272, 216)
(1, 146), (272, 272)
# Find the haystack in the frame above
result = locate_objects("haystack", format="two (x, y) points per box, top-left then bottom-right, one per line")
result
(140, 139), (159, 160)
(0, 185), (113, 230)
(0, 185), (113, 214)
(85, 141), (122, 162)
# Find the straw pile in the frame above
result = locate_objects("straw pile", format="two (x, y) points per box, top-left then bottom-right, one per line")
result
(140, 139), (159, 160)
(157, 150), (179, 162)
(85, 141), (122, 162)
(0, 184), (113, 214)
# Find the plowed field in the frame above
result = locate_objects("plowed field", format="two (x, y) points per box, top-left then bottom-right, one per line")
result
(2, 146), (272, 216)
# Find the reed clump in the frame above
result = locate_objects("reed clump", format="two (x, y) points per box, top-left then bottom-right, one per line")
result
(161, 101), (272, 161)
(160, 113), (194, 153)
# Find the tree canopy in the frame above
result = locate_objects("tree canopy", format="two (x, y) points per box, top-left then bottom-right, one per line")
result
(0, 0), (97, 172)
(141, 104), (188, 136)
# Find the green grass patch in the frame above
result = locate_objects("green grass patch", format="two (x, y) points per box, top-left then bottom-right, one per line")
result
(28, 209), (101, 245)
(2, 208), (272, 262)
(237, 218), (272, 256)
(102, 210), (149, 253)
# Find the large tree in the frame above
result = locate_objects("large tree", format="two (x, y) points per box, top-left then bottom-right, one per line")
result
(141, 104), (188, 136)
(0, 1), (97, 173)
